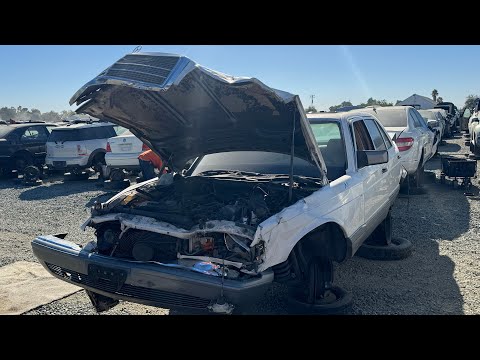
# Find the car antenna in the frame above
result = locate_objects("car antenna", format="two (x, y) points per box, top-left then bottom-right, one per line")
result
(288, 107), (296, 202)
(132, 45), (142, 53)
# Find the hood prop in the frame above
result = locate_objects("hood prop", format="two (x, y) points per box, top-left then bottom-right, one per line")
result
(288, 109), (296, 202)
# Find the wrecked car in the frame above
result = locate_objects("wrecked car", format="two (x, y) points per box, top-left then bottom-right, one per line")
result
(31, 53), (408, 314)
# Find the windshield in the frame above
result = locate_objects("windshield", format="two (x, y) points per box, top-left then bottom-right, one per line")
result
(190, 151), (322, 178)
(373, 109), (407, 127)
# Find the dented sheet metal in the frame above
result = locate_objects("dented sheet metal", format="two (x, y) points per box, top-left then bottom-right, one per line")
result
(69, 52), (327, 179)
(82, 213), (256, 240)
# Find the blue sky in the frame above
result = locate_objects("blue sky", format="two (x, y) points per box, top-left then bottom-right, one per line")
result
(0, 45), (477, 113)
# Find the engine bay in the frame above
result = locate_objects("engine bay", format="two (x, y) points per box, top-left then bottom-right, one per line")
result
(89, 173), (321, 279)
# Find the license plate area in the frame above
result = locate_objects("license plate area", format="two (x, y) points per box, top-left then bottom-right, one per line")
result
(88, 264), (127, 291)
(119, 144), (132, 152)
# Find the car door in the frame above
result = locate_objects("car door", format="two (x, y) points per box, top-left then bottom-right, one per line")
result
(19, 125), (49, 159)
(413, 109), (434, 160)
(408, 109), (429, 163)
(351, 118), (389, 225)
(369, 117), (400, 199)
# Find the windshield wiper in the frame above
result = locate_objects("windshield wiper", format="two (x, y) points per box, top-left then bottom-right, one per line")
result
(195, 170), (263, 177)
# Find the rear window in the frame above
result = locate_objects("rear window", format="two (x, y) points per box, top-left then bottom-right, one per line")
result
(374, 109), (408, 127)
(418, 110), (434, 119)
(48, 126), (116, 142)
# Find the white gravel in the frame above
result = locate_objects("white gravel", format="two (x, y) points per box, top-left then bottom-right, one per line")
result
(1, 134), (479, 315)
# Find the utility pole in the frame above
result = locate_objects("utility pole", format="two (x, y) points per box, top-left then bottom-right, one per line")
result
(310, 94), (315, 106)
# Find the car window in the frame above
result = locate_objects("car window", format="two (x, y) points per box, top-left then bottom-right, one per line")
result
(45, 125), (57, 134)
(352, 120), (375, 151)
(374, 120), (393, 149)
(310, 122), (342, 145)
(363, 119), (387, 151)
(21, 126), (48, 142)
(412, 110), (429, 129)
(463, 108), (471, 118)
(374, 109), (407, 127)
(409, 111), (422, 128)
(114, 125), (128, 136)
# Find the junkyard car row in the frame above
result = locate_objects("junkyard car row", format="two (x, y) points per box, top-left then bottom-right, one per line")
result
(0, 52), (476, 314)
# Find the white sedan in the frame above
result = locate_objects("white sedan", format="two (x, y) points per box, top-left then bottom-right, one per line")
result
(105, 131), (147, 171)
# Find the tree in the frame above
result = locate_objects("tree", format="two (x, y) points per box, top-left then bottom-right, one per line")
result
(432, 89), (438, 102)
(305, 105), (317, 113)
(359, 97), (393, 107)
(329, 101), (353, 112)
(437, 97), (443, 103)
(464, 94), (479, 111)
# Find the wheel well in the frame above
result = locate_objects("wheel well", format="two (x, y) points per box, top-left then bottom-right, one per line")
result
(273, 222), (349, 284)
(88, 150), (106, 166)
(295, 222), (349, 263)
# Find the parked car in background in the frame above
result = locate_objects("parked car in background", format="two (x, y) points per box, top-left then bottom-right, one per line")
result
(417, 109), (443, 154)
(435, 102), (458, 132)
(418, 109), (445, 137)
(459, 107), (472, 132)
(105, 130), (147, 172)
(45, 121), (125, 177)
(361, 106), (434, 188)
(468, 116), (480, 156)
(32, 52), (409, 315)
(0, 122), (58, 174)
(430, 108), (451, 137)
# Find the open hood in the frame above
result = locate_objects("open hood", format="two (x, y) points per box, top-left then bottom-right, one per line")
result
(70, 52), (326, 178)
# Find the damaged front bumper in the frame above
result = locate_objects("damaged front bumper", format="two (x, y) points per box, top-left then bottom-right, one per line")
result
(31, 235), (274, 312)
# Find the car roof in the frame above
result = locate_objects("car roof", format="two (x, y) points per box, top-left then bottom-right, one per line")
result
(0, 122), (58, 128)
(52, 122), (115, 130)
(307, 111), (378, 123)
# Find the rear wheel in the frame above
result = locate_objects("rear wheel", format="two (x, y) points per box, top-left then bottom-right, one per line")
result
(92, 153), (106, 177)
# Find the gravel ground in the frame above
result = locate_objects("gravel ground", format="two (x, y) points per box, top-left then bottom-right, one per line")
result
(1, 134), (479, 315)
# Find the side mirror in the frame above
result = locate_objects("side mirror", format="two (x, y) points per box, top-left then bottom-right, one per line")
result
(357, 150), (389, 169)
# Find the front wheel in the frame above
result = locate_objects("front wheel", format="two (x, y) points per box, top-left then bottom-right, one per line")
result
(287, 257), (352, 315)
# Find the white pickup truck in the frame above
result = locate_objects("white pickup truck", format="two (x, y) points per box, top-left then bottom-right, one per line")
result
(31, 52), (410, 314)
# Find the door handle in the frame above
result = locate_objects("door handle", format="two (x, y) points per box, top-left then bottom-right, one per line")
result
(382, 168), (388, 173)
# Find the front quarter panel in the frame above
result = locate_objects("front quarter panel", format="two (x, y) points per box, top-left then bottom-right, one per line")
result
(254, 174), (364, 272)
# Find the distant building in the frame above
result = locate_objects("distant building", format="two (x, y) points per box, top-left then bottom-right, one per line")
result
(396, 94), (436, 110)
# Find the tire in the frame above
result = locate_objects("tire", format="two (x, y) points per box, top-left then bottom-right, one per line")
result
(366, 211), (392, 246)
(104, 179), (131, 190)
(411, 156), (424, 189)
(356, 237), (413, 261)
(109, 168), (126, 182)
(92, 153), (106, 175)
(286, 257), (352, 315)
(288, 285), (352, 315)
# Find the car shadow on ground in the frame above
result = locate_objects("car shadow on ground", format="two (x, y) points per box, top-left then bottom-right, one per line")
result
(17, 178), (105, 201)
